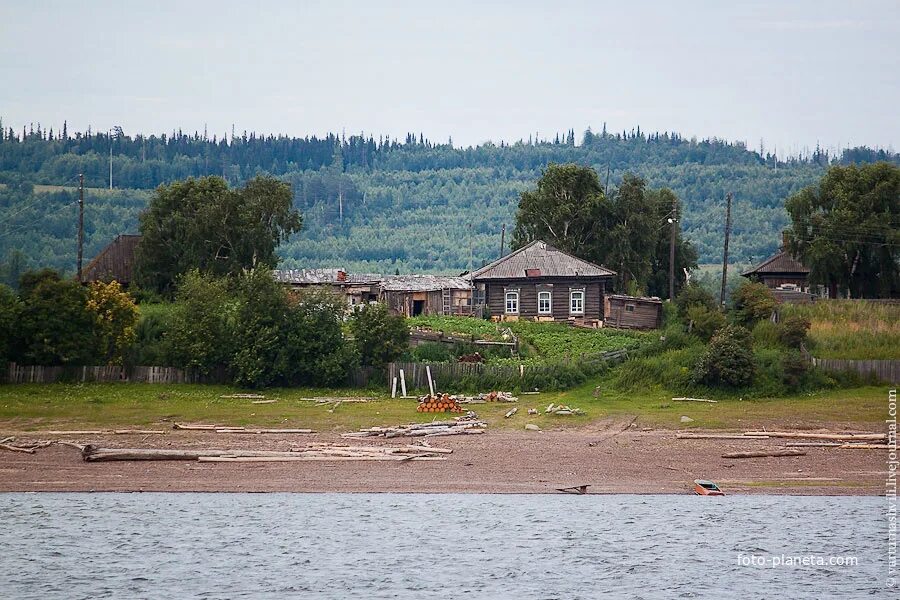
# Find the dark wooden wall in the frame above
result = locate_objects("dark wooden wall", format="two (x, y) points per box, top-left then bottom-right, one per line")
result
(482, 278), (606, 321)
(606, 298), (661, 329)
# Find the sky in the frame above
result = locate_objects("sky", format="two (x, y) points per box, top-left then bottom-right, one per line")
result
(1, 0), (898, 155)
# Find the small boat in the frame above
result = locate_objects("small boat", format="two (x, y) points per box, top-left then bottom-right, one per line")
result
(694, 479), (725, 496)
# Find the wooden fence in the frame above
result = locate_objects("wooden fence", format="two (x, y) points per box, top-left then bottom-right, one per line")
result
(811, 358), (900, 384)
(3, 363), (230, 385)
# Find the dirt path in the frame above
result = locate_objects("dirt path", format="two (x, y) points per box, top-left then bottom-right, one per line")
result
(0, 425), (888, 495)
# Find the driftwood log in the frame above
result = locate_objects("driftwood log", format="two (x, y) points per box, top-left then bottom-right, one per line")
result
(676, 433), (769, 440)
(81, 444), (449, 462)
(742, 431), (886, 441)
(721, 450), (807, 459)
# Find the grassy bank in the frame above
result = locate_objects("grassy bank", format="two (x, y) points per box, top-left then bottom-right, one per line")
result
(780, 300), (900, 360)
(0, 382), (888, 433)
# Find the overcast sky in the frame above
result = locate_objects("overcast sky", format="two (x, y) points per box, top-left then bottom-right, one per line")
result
(2, 0), (898, 155)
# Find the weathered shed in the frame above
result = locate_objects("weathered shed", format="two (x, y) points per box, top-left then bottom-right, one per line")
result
(380, 275), (473, 317)
(470, 240), (615, 325)
(605, 295), (663, 329)
(80, 234), (141, 287)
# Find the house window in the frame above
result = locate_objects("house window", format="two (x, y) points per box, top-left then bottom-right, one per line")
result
(570, 290), (584, 315)
(505, 291), (519, 314)
(538, 291), (552, 314)
(625, 304), (635, 313)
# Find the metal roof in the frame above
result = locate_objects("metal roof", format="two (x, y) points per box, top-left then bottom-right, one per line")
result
(470, 240), (615, 280)
(742, 250), (810, 276)
(608, 294), (663, 304)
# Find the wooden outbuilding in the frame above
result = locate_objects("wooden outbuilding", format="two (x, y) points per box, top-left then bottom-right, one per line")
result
(470, 240), (615, 325)
(80, 234), (141, 287)
(605, 295), (663, 329)
(380, 275), (473, 317)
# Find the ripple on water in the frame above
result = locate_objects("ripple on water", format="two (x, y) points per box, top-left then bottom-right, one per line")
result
(0, 493), (890, 599)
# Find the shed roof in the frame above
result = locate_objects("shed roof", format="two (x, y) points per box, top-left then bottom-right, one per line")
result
(81, 234), (141, 285)
(380, 275), (472, 292)
(608, 294), (663, 305)
(272, 269), (381, 285)
(742, 250), (810, 277)
(470, 240), (615, 280)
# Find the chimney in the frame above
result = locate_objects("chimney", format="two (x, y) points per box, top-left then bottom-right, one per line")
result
(337, 270), (347, 282)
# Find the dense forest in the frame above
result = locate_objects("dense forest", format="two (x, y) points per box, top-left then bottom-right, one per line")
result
(1, 119), (897, 281)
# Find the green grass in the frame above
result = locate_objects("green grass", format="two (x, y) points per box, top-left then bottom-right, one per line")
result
(781, 300), (900, 359)
(0, 382), (888, 433)
(406, 315), (652, 360)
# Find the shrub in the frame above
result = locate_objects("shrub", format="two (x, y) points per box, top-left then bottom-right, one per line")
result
(675, 281), (717, 317)
(684, 305), (726, 341)
(731, 281), (777, 326)
(776, 314), (811, 349)
(692, 325), (755, 387)
(86, 281), (139, 365)
(0, 284), (20, 364)
(165, 270), (234, 373)
(751, 320), (781, 348)
(350, 303), (409, 368)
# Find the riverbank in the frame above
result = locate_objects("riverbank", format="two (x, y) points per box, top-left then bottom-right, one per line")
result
(0, 424), (888, 495)
(0, 384), (890, 495)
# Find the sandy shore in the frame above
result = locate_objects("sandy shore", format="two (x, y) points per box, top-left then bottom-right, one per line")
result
(0, 420), (888, 495)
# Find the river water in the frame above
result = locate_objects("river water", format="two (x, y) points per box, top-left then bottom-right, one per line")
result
(0, 493), (891, 599)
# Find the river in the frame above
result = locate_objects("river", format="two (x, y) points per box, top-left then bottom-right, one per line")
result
(0, 493), (890, 599)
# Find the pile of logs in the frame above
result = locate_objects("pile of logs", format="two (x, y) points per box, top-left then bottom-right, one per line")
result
(417, 394), (464, 413)
(457, 391), (518, 404)
(173, 423), (315, 434)
(343, 416), (486, 439)
(81, 442), (450, 462)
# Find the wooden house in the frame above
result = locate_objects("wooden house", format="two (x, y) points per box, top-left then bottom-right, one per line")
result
(741, 233), (830, 301)
(380, 275), (473, 317)
(470, 240), (615, 325)
(80, 234), (141, 287)
(272, 269), (381, 306)
(605, 295), (663, 329)
(272, 270), (473, 316)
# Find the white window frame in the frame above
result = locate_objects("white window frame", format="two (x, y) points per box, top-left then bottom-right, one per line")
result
(538, 291), (552, 314)
(505, 291), (519, 314)
(570, 290), (584, 315)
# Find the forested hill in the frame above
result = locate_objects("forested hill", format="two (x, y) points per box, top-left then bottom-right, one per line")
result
(0, 123), (897, 279)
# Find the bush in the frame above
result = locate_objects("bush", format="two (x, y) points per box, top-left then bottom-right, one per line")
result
(165, 270), (234, 373)
(684, 305), (726, 341)
(692, 325), (755, 387)
(350, 303), (409, 368)
(776, 314), (810, 349)
(731, 281), (777, 326)
(0, 284), (20, 364)
(675, 281), (717, 317)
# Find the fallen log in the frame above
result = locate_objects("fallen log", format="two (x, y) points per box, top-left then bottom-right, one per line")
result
(0, 442), (35, 454)
(742, 431), (886, 441)
(672, 397), (717, 403)
(785, 442), (843, 447)
(676, 433), (769, 440)
(198, 455), (445, 463)
(113, 429), (167, 435)
(43, 430), (105, 435)
(82, 444), (445, 462)
(556, 485), (590, 495)
(721, 450), (807, 459)
(252, 399), (278, 404)
(0, 436), (14, 444)
(173, 423), (218, 430)
(220, 394), (266, 399)
(214, 428), (315, 434)
(839, 443), (890, 450)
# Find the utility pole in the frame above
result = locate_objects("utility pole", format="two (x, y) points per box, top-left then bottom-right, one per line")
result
(109, 137), (113, 190)
(499, 224), (506, 259)
(77, 174), (84, 282)
(719, 192), (733, 309)
(668, 195), (677, 301)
